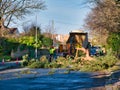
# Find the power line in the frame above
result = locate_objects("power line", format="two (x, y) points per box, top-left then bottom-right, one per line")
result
(40, 13), (82, 26)
(55, 20), (81, 26)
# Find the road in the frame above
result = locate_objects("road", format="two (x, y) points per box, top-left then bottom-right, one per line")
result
(0, 61), (21, 71)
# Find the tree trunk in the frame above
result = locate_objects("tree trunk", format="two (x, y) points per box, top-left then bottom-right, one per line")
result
(0, 18), (8, 37)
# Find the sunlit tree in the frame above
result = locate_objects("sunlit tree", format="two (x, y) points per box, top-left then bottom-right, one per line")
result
(0, 0), (45, 26)
(85, 0), (120, 45)
(0, 0), (46, 36)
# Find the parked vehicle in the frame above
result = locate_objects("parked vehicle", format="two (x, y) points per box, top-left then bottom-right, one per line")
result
(90, 46), (103, 56)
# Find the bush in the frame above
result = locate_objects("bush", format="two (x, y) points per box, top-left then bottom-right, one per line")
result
(21, 60), (29, 67)
(21, 50), (119, 72)
(21, 54), (29, 67)
(41, 37), (53, 47)
(0, 55), (11, 62)
(80, 50), (118, 72)
(48, 61), (61, 68)
(55, 57), (71, 68)
(28, 58), (36, 66)
(39, 55), (48, 63)
(27, 56), (49, 68)
(28, 61), (45, 68)
(22, 54), (29, 61)
(107, 33), (120, 58)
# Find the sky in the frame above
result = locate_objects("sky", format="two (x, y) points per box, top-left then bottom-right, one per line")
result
(12, 0), (91, 35)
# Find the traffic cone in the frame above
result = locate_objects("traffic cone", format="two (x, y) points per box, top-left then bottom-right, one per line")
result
(2, 58), (5, 65)
(16, 58), (18, 64)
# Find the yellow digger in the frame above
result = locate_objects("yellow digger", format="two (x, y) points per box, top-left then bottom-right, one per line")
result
(66, 30), (92, 60)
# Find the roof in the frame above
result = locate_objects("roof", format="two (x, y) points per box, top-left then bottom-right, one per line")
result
(71, 30), (86, 33)
(70, 30), (87, 35)
(66, 31), (88, 44)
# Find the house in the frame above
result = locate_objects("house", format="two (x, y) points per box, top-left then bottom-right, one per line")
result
(0, 17), (19, 37)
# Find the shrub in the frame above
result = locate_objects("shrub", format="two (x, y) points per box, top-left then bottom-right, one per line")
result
(80, 50), (118, 72)
(107, 32), (120, 58)
(39, 55), (48, 63)
(28, 58), (36, 66)
(21, 54), (29, 67)
(44, 63), (49, 68)
(0, 55), (11, 62)
(28, 61), (44, 68)
(48, 61), (61, 68)
(21, 60), (29, 67)
(22, 54), (29, 61)
(28, 56), (49, 68)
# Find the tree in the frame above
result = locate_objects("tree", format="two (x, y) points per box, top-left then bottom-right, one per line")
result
(0, 0), (45, 31)
(85, 0), (120, 33)
(19, 36), (42, 48)
(84, 0), (120, 45)
(26, 25), (41, 37)
(107, 32), (120, 58)
(41, 37), (53, 47)
(84, 0), (120, 58)
(44, 20), (56, 39)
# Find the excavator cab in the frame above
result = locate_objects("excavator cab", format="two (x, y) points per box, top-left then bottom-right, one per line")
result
(66, 30), (89, 58)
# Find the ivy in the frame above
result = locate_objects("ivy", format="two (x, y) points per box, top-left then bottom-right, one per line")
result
(107, 32), (120, 57)
(19, 36), (42, 48)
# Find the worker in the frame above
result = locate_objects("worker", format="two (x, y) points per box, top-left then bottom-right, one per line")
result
(49, 46), (55, 62)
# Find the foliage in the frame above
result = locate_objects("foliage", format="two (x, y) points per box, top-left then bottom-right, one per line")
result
(48, 61), (61, 68)
(39, 55), (48, 63)
(22, 50), (119, 72)
(19, 36), (42, 48)
(0, 32), (52, 60)
(0, 55), (11, 62)
(25, 26), (41, 37)
(28, 61), (44, 68)
(21, 60), (29, 67)
(21, 54), (29, 67)
(22, 54), (29, 61)
(55, 57), (72, 68)
(107, 33), (120, 57)
(85, 0), (120, 33)
(80, 50), (119, 72)
(85, 0), (120, 45)
(28, 58), (36, 66)
(41, 37), (53, 47)
(5, 38), (19, 53)
(28, 56), (49, 68)
(0, 37), (19, 55)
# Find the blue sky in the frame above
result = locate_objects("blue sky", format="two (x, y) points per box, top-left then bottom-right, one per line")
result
(13, 0), (91, 35)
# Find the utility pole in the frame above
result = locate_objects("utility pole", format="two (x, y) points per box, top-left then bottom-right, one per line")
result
(51, 20), (55, 46)
(35, 15), (38, 59)
(51, 20), (54, 39)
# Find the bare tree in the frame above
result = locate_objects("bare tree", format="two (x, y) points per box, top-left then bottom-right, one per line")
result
(44, 20), (56, 39)
(0, 0), (46, 31)
(84, 0), (120, 45)
(85, 0), (120, 32)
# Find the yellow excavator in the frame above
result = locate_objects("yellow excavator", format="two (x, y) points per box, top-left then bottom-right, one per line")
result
(66, 30), (92, 60)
